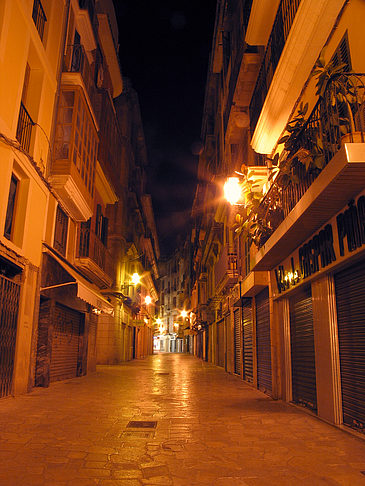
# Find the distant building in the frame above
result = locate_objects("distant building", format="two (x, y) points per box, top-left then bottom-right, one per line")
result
(157, 242), (191, 352)
(191, 0), (365, 434)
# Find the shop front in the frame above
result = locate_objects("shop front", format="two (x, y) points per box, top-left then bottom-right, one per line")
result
(271, 191), (365, 432)
(36, 249), (113, 386)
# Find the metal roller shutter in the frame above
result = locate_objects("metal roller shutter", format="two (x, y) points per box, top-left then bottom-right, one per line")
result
(335, 260), (365, 432)
(217, 319), (225, 367)
(0, 276), (20, 398)
(289, 286), (317, 412)
(256, 288), (272, 394)
(242, 301), (253, 383)
(50, 303), (83, 383)
(234, 309), (241, 375)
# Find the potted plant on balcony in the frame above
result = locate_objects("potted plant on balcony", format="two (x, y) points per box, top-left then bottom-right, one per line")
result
(313, 54), (365, 144)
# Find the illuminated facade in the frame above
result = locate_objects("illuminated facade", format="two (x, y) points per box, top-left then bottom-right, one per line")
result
(0, 0), (158, 396)
(191, 0), (365, 433)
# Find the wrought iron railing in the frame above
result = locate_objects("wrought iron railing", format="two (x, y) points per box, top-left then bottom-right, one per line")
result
(64, 44), (96, 107)
(214, 245), (238, 289)
(78, 226), (112, 275)
(257, 73), (365, 248)
(249, 0), (302, 133)
(16, 102), (34, 153)
(32, 0), (47, 41)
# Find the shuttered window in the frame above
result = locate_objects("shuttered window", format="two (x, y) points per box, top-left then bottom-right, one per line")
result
(53, 205), (68, 256)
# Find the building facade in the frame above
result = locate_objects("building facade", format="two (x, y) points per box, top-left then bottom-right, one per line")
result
(0, 0), (158, 397)
(190, 0), (365, 434)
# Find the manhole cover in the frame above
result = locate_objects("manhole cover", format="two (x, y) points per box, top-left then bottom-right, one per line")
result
(127, 421), (157, 429)
(155, 372), (169, 376)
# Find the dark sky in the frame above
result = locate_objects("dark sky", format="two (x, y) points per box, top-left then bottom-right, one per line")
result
(114, 1), (216, 256)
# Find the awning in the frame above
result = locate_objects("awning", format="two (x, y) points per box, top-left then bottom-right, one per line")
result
(41, 248), (114, 314)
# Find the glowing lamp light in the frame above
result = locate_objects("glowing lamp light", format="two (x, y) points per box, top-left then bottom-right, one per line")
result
(145, 295), (152, 305)
(180, 310), (188, 318)
(131, 272), (141, 285)
(224, 177), (242, 205)
(156, 318), (162, 325)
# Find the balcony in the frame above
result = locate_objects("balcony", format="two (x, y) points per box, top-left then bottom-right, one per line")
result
(51, 87), (98, 221)
(77, 0), (97, 51)
(249, 0), (345, 154)
(32, 0), (47, 41)
(253, 73), (365, 269)
(75, 226), (113, 287)
(215, 246), (239, 295)
(249, 0), (301, 134)
(63, 44), (97, 116)
(16, 102), (34, 153)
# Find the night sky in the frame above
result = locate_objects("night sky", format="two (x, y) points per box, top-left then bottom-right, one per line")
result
(115, 1), (216, 256)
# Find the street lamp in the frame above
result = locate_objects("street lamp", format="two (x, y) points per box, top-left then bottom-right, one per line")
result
(145, 295), (152, 305)
(223, 177), (243, 205)
(130, 272), (141, 286)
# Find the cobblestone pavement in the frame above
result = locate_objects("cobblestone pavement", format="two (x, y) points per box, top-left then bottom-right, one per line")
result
(0, 354), (365, 486)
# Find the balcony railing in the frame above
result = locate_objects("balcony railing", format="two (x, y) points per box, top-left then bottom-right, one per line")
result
(249, 0), (302, 133)
(64, 44), (96, 108)
(78, 226), (112, 275)
(32, 0), (47, 41)
(16, 102), (34, 153)
(257, 73), (365, 248)
(215, 246), (238, 290)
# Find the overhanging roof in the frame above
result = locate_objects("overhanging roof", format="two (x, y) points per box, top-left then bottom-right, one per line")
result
(41, 248), (113, 314)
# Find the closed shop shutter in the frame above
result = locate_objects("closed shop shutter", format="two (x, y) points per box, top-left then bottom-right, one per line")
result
(217, 319), (225, 367)
(87, 313), (97, 371)
(289, 286), (317, 412)
(256, 288), (272, 394)
(335, 259), (365, 431)
(50, 303), (84, 383)
(234, 309), (241, 375)
(0, 276), (20, 398)
(242, 301), (253, 383)
(205, 327), (209, 361)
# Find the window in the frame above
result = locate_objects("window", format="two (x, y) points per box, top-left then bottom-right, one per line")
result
(4, 163), (30, 247)
(331, 32), (352, 71)
(54, 205), (68, 256)
(95, 204), (108, 246)
(4, 176), (19, 240)
(54, 88), (98, 196)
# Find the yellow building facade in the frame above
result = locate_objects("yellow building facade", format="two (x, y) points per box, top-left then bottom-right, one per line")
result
(191, 0), (365, 434)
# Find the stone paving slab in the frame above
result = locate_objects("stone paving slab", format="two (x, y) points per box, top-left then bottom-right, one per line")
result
(0, 354), (364, 485)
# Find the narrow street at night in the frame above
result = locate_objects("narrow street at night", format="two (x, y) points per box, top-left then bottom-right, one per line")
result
(0, 354), (365, 486)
